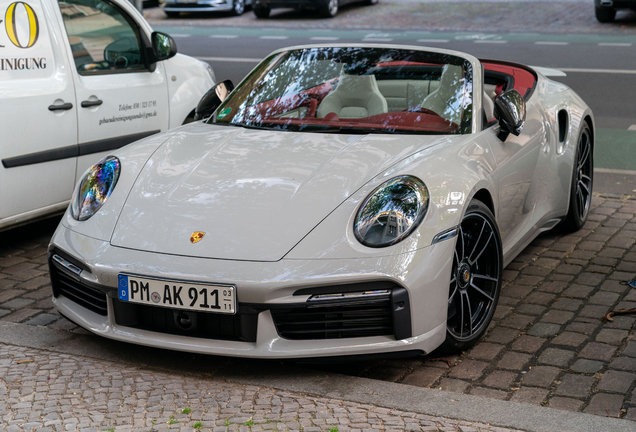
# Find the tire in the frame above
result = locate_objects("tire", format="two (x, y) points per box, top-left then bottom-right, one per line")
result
(165, 10), (180, 18)
(320, 0), (338, 18)
(561, 123), (593, 232)
(363, 0), (378, 5)
(595, 5), (616, 23)
(440, 199), (503, 353)
(253, 5), (270, 18)
(231, 0), (245, 16)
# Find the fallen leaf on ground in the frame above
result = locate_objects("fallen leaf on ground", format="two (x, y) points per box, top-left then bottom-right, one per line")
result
(602, 308), (636, 323)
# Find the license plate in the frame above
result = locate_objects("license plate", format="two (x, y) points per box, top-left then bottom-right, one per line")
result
(118, 275), (236, 314)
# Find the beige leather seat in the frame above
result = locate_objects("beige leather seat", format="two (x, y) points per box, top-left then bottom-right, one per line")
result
(483, 91), (495, 123)
(419, 64), (464, 125)
(375, 80), (432, 112)
(317, 74), (388, 119)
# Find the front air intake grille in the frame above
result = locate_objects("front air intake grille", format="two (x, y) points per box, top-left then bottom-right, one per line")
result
(49, 258), (108, 316)
(111, 300), (259, 343)
(271, 296), (394, 340)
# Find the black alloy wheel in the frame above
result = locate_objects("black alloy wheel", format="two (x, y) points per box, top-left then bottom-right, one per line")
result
(253, 5), (270, 17)
(562, 123), (593, 231)
(441, 199), (502, 353)
(321, 0), (339, 17)
(232, 0), (245, 15)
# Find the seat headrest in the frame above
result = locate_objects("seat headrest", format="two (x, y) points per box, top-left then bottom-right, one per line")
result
(335, 74), (380, 95)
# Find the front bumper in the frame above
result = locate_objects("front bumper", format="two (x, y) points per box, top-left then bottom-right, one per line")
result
(162, 0), (235, 12)
(48, 223), (454, 359)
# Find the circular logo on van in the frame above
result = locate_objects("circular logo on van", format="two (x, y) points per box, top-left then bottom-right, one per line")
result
(5, 2), (40, 49)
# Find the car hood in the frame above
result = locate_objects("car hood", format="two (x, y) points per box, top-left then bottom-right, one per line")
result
(111, 124), (451, 261)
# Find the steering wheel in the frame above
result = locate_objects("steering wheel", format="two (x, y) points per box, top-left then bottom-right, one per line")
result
(114, 56), (129, 69)
(404, 107), (443, 118)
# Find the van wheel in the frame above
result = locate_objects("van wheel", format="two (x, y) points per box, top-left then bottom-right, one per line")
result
(363, 0), (378, 5)
(165, 11), (180, 18)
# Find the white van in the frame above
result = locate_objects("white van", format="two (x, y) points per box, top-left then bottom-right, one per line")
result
(0, 0), (215, 230)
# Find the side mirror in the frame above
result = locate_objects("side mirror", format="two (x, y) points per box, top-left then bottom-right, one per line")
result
(494, 89), (526, 141)
(151, 32), (177, 62)
(194, 80), (235, 120)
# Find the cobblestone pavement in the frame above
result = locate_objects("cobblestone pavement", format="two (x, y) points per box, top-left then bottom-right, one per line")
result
(141, 0), (636, 35)
(2, 194), (636, 422)
(0, 343), (523, 432)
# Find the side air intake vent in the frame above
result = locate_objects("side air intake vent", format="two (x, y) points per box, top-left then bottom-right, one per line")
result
(557, 109), (569, 154)
(271, 294), (394, 340)
(50, 255), (108, 316)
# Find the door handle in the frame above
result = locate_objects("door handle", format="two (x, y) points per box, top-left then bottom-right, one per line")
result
(48, 102), (73, 111)
(81, 99), (103, 108)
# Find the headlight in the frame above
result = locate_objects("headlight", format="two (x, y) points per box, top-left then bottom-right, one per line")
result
(71, 156), (121, 221)
(354, 176), (429, 247)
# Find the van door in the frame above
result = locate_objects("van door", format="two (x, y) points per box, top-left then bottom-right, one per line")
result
(0, 0), (78, 228)
(54, 0), (169, 182)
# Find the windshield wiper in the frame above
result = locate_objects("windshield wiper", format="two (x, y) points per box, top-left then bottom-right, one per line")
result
(233, 122), (277, 131)
(331, 127), (400, 134)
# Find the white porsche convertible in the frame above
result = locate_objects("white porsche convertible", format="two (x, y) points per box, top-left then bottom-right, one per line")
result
(48, 45), (594, 359)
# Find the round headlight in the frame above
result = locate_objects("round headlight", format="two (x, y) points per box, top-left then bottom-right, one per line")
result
(71, 156), (121, 221)
(354, 176), (429, 248)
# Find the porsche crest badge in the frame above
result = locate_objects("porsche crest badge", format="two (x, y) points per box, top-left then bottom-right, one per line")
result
(190, 232), (205, 244)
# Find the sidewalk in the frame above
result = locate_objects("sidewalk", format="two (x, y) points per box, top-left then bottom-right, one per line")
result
(1, 323), (634, 432)
(0, 341), (521, 432)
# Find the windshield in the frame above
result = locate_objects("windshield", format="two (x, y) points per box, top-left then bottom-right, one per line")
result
(209, 47), (474, 135)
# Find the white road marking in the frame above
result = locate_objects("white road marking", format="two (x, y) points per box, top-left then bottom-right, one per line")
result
(558, 68), (636, 74)
(310, 37), (340, 41)
(259, 36), (289, 40)
(197, 56), (261, 63)
(535, 41), (569, 45)
(417, 39), (449, 43)
(598, 42), (632, 47)
(629, 125), (636, 131)
(210, 35), (238, 39)
(474, 40), (507, 44)
(595, 168), (636, 175)
(363, 38), (394, 42)
(455, 34), (501, 41)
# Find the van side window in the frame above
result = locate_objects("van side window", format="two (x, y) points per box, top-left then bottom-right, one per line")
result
(57, 0), (145, 75)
